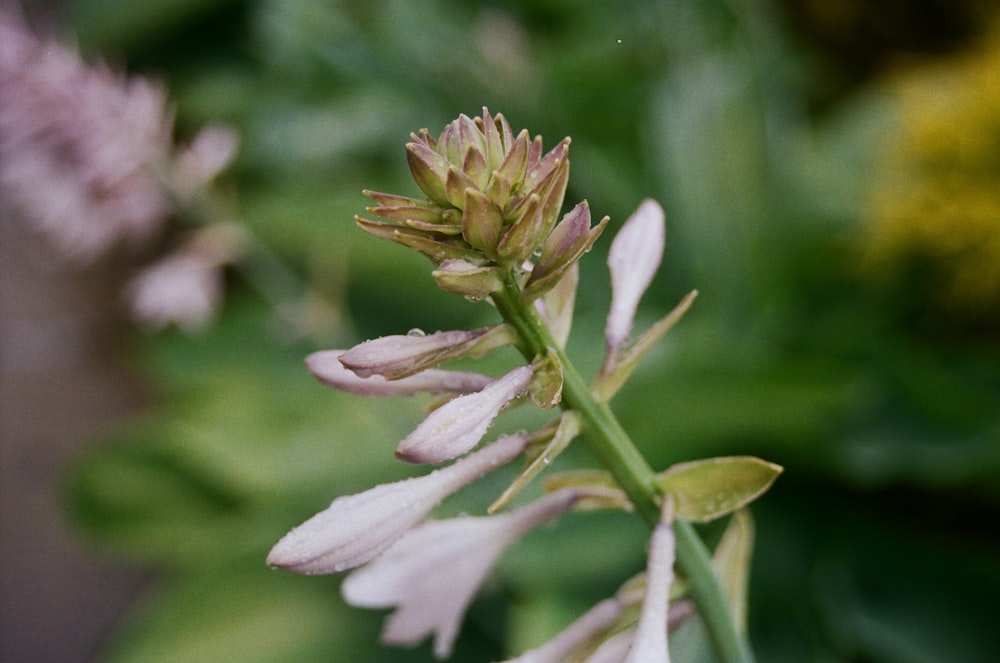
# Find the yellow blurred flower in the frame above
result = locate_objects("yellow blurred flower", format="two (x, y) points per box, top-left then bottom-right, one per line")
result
(865, 21), (1000, 312)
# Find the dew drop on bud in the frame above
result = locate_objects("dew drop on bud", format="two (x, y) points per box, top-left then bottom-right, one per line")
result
(407, 328), (427, 337)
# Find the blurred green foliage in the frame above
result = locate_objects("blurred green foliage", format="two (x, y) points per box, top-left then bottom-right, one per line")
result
(62, 0), (1000, 661)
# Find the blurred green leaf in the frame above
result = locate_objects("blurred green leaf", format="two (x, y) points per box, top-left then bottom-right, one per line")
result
(102, 566), (371, 663)
(70, 0), (240, 51)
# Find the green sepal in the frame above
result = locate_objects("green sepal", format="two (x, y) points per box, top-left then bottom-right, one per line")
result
(461, 188), (504, 252)
(405, 139), (451, 207)
(711, 509), (754, 634)
(355, 216), (473, 263)
(653, 456), (782, 523)
(592, 290), (698, 402)
(488, 413), (580, 513)
(541, 467), (632, 512)
(528, 348), (564, 409)
(431, 259), (503, 298)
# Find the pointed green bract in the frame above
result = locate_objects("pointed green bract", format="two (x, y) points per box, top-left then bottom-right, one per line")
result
(593, 290), (698, 401)
(711, 510), (755, 634)
(653, 456), (782, 523)
(431, 260), (503, 298)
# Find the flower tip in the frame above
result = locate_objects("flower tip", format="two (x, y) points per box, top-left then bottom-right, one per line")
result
(393, 446), (430, 464)
(265, 535), (310, 573)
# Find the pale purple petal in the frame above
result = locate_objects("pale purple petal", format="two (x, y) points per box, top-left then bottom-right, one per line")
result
(605, 199), (665, 365)
(624, 509), (676, 663)
(395, 364), (534, 464)
(0, 14), (173, 263)
(125, 250), (222, 332)
(342, 489), (579, 659)
(173, 124), (240, 196)
(501, 597), (623, 663)
(266, 434), (528, 574)
(306, 350), (493, 396)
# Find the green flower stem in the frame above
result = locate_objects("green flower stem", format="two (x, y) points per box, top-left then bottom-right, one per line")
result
(492, 272), (754, 663)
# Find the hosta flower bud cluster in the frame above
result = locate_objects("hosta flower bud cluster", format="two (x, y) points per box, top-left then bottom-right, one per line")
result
(358, 108), (608, 300)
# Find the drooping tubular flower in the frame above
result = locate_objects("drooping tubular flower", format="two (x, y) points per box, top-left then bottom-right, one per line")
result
(341, 488), (582, 659)
(358, 107), (608, 301)
(267, 433), (529, 574)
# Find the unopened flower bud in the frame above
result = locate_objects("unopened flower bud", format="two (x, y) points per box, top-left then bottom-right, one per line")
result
(395, 364), (534, 464)
(431, 259), (503, 298)
(306, 350), (493, 396)
(339, 325), (515, 380)
(605, 199), (666, 365)
(357, 108), (576, 278)
(525, 201), (609, 299)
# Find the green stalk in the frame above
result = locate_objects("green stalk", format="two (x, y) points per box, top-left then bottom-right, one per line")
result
(492, 273), (755, 663)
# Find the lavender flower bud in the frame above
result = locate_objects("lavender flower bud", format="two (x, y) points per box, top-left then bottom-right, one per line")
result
(339, 325), (515, 380)
(605, 199), (666, 365)
(395, 364), (534, 464)
(525, 201), (609, 299)
(306, 350), (493, 396)
(624, 500), (676, 663)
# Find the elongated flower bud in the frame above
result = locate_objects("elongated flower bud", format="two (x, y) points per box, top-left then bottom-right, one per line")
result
(339, 325), (515, 380)
(306, 350), (493, 396)
(624, 500), (676, 663)
(605, 199), (666, 366)
(396, 364), (534, 464)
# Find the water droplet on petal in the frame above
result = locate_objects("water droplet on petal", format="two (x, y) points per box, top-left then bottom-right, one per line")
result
(407, 328), (427, 337)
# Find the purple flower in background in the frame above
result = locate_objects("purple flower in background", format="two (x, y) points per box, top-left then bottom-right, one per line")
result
(0, 11), (238, 264)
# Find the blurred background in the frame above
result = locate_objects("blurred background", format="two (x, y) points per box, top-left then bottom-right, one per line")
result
(2, 0), (1000, 661)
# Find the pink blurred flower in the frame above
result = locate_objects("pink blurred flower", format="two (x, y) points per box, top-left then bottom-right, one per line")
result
(125, 250), (222, 333)
(0, 12), (239, 267)
(0, 12), (173, 262)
